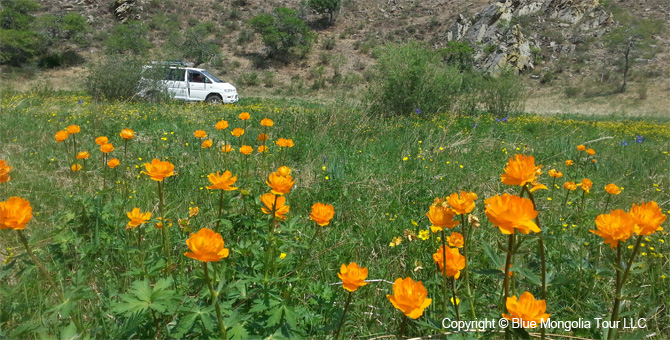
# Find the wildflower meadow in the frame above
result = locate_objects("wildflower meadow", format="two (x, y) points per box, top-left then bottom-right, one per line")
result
(1, 92), (669, 339)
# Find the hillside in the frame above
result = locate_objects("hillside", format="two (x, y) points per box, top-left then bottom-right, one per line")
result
(3, 0), (669, 116)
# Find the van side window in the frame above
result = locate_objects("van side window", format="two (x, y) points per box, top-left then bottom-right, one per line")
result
(169, 69), (185, 81)
(188, 71), (205, 83)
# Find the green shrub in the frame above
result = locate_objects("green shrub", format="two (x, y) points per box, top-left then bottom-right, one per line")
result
(438, 41), (475, 71)
(0, 0), (42, 66)
(181, 23), (220, 66)
(104, 21), (151, 56)
(308, 0), (341, 24)
(322, 35), (336, 50)
(248, 7), (314, 60)
(480, 70), (525, 116)
(85, 57), (152, 102)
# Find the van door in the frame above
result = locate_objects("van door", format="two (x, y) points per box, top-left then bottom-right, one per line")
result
(165, 68), (187, 99)
(187, 70), (208, 101)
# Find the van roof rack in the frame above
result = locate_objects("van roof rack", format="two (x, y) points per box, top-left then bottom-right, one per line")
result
(151, 60), (193, 67)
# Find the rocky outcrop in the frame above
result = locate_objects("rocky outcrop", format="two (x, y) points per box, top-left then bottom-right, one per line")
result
(447, 0), (613, 74)
(113, 0), (142, 22)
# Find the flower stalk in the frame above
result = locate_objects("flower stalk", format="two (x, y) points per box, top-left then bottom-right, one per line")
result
(203, 262), (227, 339)
(334, 291), (353, 340)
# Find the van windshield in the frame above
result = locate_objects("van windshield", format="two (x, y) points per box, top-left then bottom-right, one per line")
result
(201, 70), (224, 83)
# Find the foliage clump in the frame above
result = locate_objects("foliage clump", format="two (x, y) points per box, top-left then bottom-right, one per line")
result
(249, 7), (314, 61)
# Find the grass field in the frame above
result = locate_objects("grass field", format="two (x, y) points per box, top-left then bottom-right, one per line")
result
(1, 91), (669, 339)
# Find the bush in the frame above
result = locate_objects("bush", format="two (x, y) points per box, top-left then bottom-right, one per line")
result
(181, 23), (220, 66)
(104, 21), (151, 56)
(85, 57), (148, 102)
(308, 0), (341, 24)
(248, 7), (314, 60)
(480, 70), (525, 116)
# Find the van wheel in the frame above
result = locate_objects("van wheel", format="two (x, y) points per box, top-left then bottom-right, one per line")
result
(206, 94), (222, 104)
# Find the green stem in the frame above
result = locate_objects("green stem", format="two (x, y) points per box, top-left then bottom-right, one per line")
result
(203, 262), (228, 339)
(522, 185), (547, 340)
(604, 194), (612, 214)
(215, 190), (224, 232)
(334, 291), (353, 340)
(264, 195), (278, 282)
(158, 181), (172, 273)
(399, 315), (408, 338)
(440, 229), (449, 317)
(608, 235), (643, 340)
(450, 277), (460, 322)
(502, 233), (515, 307)
(460, 214), (477, 322)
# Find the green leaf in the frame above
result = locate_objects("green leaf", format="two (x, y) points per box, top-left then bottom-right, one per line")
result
(59, 322), (78, 340)
(482, 242), (503, 268)
(229, 323), (251, 340)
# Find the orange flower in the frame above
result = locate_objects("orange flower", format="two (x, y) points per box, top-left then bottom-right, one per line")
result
(71, 164), (82, 171)
(447, 191), (478, 215)
(189, 206), (199, 217)
(592, 159), (597, 164)
(579, 178), (593, 193)
(629, 201), (666, 236)
(605, 183), (621, 195)
(260, 193), (289, 220)
(141, 159), (175, 181)
(206, 171), (238, 191)
(66, 125), (80, 134)
(586, 148), (595, 156)
(310, 203), (335, 226)
(231, 128), (244, 137)
(201, 139), (213, 148)
(100, 143), (114, 153)
(0, 197), (33, 230)
(257, 133), (269, 141)
(338, 262), (369, 292)
(126, 208), (151, 229)
(221, 144), (234, 153)
(107, 158), (120, 168)
(55, 130), (69, 142)
(501, 154), (542, 187)
(548, 169), (563, 178)
(258, 145), (268, 153)
(484, 194), (539, 235)
(154, 217), (172, 229)
(432, 245), (465, 278)
(276, 138), (294, 147)
(120, 128), (134, 140)
(184, 228), (229, 262)
(261, 118), (274, 127)
(565, 160), (574, 166)
(502, 292), (550, 327)
(194, 130), (207, 138)
(215, 120), (229, 130)
(95, 136), (109, 145)
(577, 145), (586, 151)
(277, 166), (291, 177)
(238, 112), (251, 120)
(563, 181), (577, 191)
(590, 210), (635, 248)
(426, 200), (459, 232)
(76, 151), (90, 159)
(0, 160), (11, 183)
(447, 232), (464, 248)
(266, 171), (295, 195)
(239, 145), (253, 155)
(387, 277), (432, 319)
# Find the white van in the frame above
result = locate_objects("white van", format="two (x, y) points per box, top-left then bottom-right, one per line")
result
(141, 63), (239, 104)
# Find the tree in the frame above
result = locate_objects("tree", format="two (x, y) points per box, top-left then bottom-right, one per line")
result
(249, 7), (314, 60)
(104, 21), (152, 56)
(0, 0), (42, 65)
(181, 23), (220, 66)
(308, 0), (341, 24)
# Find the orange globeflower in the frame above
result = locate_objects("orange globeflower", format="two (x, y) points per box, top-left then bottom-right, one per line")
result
(260, 193), (290, 220)
(55, 130), (69, 142)
(590, 210), (635, 248)
(194, 130), (207, 138)
(0, 197), (33, 230)
(71, 164), (82, 171)
(127, 208), (151, 229)
(586, 148), (595, 156)
(629, 201), (666, 236)
(215, 120), (229, 130)
(338, 262), (368, 292)
(258, 145), (268, 153)
(261, 118), (274, 127)
(484, 194), (539, 235)
(100, 143), (114, 153)
(66, 125), (80, 134)
(184, 228), (229, 262)
(95, 136), (109, 145)
(565, 160), (574, 166)
(107, 158), (120, 168)
(277, 166), (291, 177)
(447, 191), (477, 215)
(276, 138), (295, 147)
(387, 277), (432, 319)
(141, 159), (175, 181)
(221, 144), (234, 153)
(502, 292), (550, 327)
(76, 151), (90, 159)
(238, 112), (251, 120)
(0, 160), (11, 183)
(240, 145), (253, 155)
(579, 178), (593, 193)
(257, 133), (269, 141)
(501, 154), (542, 187)
(432, 245), (465, 278)
(231, 128), (244, 137)
(206, 171), (238, 191)
(447, 232), (464, 248)
(548, 169), (563, 178)
(563, 181), (577, 191)
(310, 202), (335, 226)
(120, 128), (134, 140)
(577, 145), (586, 151)
(426, 199), (460, 232)
(266, 171), (295, 195)
(201, 139), (213, 148)
(605, 183), (621, 195)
